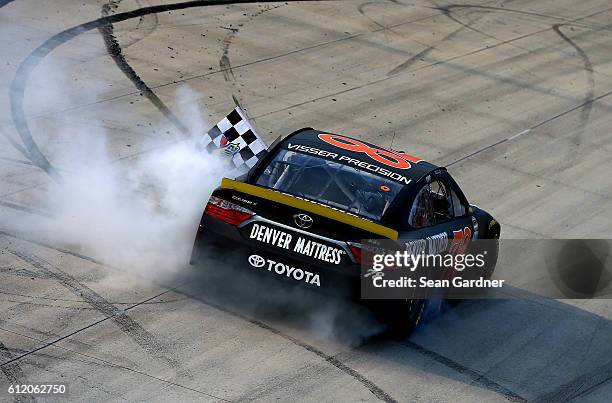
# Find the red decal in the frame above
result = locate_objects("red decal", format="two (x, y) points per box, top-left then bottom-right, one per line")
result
(449, 227), (472, 254)
(318, 133), (421, 170)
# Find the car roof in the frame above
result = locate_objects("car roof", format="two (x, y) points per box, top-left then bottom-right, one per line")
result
(278, 128), (440, 189)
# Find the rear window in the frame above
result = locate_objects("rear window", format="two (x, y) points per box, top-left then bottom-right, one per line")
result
(254, 148), (402, 220)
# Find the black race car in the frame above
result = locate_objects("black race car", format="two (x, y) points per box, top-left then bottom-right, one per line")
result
(190, 128), (500, 335)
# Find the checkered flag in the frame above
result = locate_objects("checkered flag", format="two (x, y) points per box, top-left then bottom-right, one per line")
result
(198, 107), (268, 174)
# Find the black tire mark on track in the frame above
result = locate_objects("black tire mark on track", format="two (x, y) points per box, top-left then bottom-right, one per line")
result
(357, 0), (405, 34)
(9, 0), (319, 180)
(440, 4), (598, 142)
(387, 12), (478, 76)
(0, 230), (394, 400)
(552, 24), (595, 141)
(0, 200), (51, 218)
(218, 4), (286, 110)
(445, 86), (612, 167)
(219, 26), (239, 82)
(2, 230), (525, 402)
(0, 289), (186, 306)
(535, 355), (612, 402)
(0, 341), (34, 402)
(23, 9), (445, 120)
(219, 4), (285, 82)
(402, 340), (526, 402)
(175, 288), (398, 403)
(103, 0), (160, 50)
(0, 326), (227, 401)
(252, 3), (612, 122)
(98, 9), (191, 136)
(8, 249), (192, 379)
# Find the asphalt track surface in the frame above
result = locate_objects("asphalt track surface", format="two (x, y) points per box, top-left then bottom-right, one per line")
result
(1, 0), (612, 401)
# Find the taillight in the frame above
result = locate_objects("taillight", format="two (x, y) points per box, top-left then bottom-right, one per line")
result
(205, 196), (254, 226)
(348, 242), (362, 265)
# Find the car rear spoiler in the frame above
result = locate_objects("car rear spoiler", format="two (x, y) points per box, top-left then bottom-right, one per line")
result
(220, 178), (399, 240)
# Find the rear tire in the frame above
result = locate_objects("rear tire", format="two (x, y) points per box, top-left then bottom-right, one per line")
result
(372, 299), (426, 339)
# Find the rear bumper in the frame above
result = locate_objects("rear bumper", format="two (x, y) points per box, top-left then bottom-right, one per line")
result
(190, 214), (361, 300)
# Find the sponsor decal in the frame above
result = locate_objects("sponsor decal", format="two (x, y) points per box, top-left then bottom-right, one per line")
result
(224, 142), (241, 157)
(287, 142), (411, 185)
(248, 223), (345, 264)
(317, 133), (421, 169)
(404, 232), (449, 255)
(449, 227), (472, 254)
(293, 213), (313, 229)
(248, 254), (321, 286)
(231, 195), (257, 206)
(248, 254), (266, 267)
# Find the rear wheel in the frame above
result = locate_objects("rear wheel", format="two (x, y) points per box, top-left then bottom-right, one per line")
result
(372, 299), (426, 339)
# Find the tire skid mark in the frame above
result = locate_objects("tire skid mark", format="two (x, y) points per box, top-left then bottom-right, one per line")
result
(441, 4), (598, 138)
(103, 0), (159, 50)
(357, 1), (405, 34)
(0, 326), (228, 402)
(0, 231), (397, 401)
(535, 357), (612, 402)
(1, 341), (125, 400)
(0, 341), (33, 402)
(219, 4), (284, 83)
(0, 318), (140, 370)
(0, 289), (186, 305)
(0, 200), (51, 218)
(387, 18), (472, 76)
(441, 6), (611, 167)
(7, 249), (192, 379)
(98, 10), (191, 136)
(253, 13), (612, 122)
(552, 24), (595, 138)
(402, 340), (527, 402)
(219, 26), (239, 82)
(175, 288), (397, 403)
(0, 265), (53, 279)
(2, 231), (523, 402)
(9, 0), (312, 180)
(20, 9), (446, 122)
(218, 3), (286, 112)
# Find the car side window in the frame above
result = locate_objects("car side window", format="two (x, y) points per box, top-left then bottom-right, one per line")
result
(409, 185), (433, 228)
(430, 180), (453, 223)
(409, 180), (454, 228)
(450, 188), (467, 217)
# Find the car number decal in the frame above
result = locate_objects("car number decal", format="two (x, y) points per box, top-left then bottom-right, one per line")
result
(318, 133), (421, 169)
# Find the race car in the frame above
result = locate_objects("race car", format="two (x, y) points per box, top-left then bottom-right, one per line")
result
(190, 115), (500, 336)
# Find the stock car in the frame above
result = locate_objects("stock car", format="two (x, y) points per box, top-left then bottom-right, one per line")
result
(190, 128), (500, 336)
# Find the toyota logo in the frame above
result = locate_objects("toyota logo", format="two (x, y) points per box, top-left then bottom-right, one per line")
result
(293, 213), (313, 229)
(248, 254), (266, 268)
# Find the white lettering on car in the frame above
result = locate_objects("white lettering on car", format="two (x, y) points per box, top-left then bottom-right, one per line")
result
(249, 224), (345, 264)
(248, 255), (320, 286)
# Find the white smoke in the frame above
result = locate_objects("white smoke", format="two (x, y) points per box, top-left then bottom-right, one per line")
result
(41, 129), (226, 278)
(6, 61), (227, 279)
(2, 60), (386, 345)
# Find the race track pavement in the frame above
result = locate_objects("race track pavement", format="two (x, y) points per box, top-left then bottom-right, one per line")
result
(1, 0), (612, 401)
